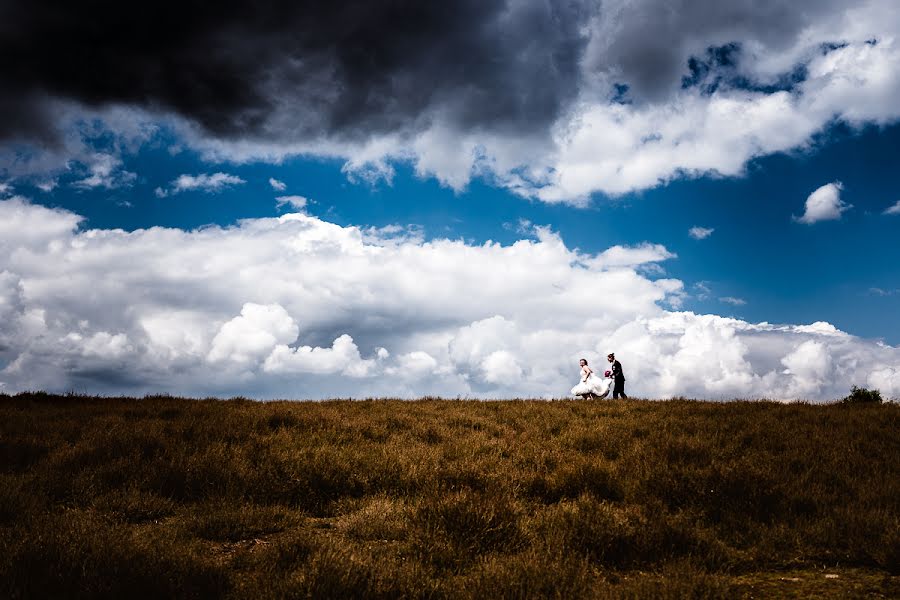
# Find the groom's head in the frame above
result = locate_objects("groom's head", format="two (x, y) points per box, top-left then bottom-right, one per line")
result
(607, 353), (615, 362)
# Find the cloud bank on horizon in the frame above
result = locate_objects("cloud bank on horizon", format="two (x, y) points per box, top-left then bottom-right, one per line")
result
(1, 197), (898, 400)
(2, 0), (900, 201)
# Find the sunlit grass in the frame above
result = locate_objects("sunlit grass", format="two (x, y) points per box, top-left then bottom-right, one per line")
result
(1, 393), (897, 598)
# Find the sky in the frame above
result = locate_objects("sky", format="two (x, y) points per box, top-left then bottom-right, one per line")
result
(1, 0), (899, 400)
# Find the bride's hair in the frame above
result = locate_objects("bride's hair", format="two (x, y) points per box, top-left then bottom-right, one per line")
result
(580, 358), (588, 364)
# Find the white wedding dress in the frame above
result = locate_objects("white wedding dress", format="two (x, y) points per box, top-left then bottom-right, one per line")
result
(571, 372), (611, 398)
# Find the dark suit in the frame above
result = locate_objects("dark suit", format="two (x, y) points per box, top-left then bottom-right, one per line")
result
(610, 359), (627, 398)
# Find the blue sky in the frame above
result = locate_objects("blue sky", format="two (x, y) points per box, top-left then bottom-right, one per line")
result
(2, 0), (899, 399)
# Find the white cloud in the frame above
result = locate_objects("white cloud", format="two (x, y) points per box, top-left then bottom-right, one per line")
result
(503, 219), (533, 235)
(791, 321), (846, 336)
(387, 351), (439, 378)
(529, 16), (900, 201)
(0, 182), (10, 196)
(0, 196), (83, 252)
(1, 197), (898, 401)
(169, 172), (245, 194)
(795, 182), (851, 224)
(275, 195), (309, 211)
(781, 340), (833, 397)
(868, 366), (900, 395)
(208, 303), (298, 366)
(693, 282), (711, 301)
(64, 331), (133, 359)
(264, 334), (374, 377)
(720, 297), (747, 306)
(269, 177), (287, 191)
(588, 243), (676, 269)
(884, 200), (900, 215)
(36, 180), (57, 193)
(689, 226), (715, 240)
(71, 153), (136, 189)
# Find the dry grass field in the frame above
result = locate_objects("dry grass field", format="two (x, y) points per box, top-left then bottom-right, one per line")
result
(1, 393), (898, 598)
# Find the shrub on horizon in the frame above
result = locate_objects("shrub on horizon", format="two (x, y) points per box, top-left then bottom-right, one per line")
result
(841, 385), (883, 404)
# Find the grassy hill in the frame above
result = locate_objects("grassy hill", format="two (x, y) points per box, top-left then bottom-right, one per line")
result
(1, 393), (897, 598)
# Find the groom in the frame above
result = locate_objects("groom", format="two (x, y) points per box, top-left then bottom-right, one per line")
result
(607, 353), (627, 399)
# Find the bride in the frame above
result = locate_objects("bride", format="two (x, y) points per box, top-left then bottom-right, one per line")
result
(571, 358), (611, 400)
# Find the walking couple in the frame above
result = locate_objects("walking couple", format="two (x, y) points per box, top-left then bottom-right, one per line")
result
(571, 353), (627, 400)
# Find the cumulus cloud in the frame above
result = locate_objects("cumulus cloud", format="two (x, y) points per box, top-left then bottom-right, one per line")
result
(589, 243), (676, 269)
(0, 196), (84, 251)
(1, 197), (898, 400)
(208, 303), (299, 366)
(269, 178), (287, 191)
(795, 182), (851, 224)
(153, 172), (247, 198)
(2, 2), (900, 202)
(275, 195), (309, 211)
(693, 282), (711, 301)
(168, 172), (246, 194)
(884, 200), (900, 215)
(264, 335), (375, 378)
(71, 153), (136, 189)
(689, 226), (715, 240)
(781, 340), (833, 397)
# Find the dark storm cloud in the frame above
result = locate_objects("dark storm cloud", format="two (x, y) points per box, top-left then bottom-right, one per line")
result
(0, 0), (858, 148)
(0, 92), (60, 142)
(0, 0), (588, 144)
